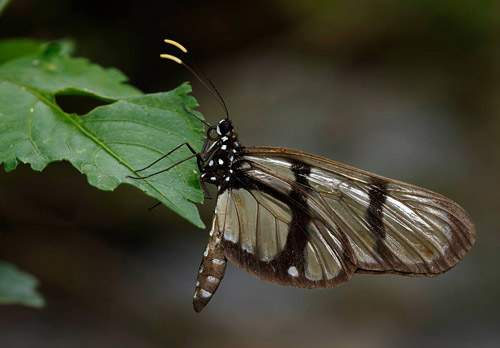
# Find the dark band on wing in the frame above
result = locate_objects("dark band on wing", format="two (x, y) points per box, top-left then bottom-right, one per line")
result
(284, 159), (313, 276)
(365, 178), (406, 270)
(366, 178), (388, 239)
(224, 159), (349, 287)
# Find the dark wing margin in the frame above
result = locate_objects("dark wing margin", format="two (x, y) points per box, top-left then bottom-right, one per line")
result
(215, 146), (475, 287)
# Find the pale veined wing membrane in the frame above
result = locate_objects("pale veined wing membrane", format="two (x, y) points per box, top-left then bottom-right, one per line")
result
(218, 158), (356, 288)
(337, 180), (453, 274)
(224, 146), (475, 281)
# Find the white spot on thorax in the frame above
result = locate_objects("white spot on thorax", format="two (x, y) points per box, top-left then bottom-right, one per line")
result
(208, 160), (214, 166)
(221, 136), (229, 142)
(288, 266), (299, 277)
(212, 259), (225, 266)
(218, 158), (224, 165)
(221, 145), (227, 150)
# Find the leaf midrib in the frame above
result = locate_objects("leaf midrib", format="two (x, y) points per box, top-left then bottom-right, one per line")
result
(2, 79), (185, 217)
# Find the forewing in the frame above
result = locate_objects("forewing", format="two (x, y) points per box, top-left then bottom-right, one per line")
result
(238, 147), (476, 277)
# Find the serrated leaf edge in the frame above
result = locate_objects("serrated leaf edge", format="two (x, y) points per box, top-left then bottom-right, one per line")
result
(4, 81), (204, 227)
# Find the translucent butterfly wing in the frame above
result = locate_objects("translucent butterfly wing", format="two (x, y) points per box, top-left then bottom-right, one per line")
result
(215, 181), (356, 287)
(215, 146), (475, 287)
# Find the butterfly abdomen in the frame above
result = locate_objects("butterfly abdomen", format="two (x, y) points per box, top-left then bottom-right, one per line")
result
(193, 219), (227, 312)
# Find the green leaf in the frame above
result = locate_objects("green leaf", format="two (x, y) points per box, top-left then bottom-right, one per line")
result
(0, 261), (45, 308)
(0, 42), (139, 100)
(0, 40), (206, 227)
(0, 39), (76, 66)
(0, 38), (76, 65)
(0, 39), (46, 64)
(0, 0), (12, 17)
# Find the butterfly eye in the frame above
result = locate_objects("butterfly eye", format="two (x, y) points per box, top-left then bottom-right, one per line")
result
(217, 120), (232, 136)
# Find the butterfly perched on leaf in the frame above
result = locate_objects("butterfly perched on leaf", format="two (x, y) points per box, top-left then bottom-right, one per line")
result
(128, 40), (476, 313)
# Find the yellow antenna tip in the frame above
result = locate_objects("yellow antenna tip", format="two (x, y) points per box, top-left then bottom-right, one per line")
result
(160, 54), (183, 64)
(163, 39), (188, 53)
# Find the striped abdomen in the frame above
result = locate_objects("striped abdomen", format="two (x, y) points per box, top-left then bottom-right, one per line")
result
(193, 218), (227, 312)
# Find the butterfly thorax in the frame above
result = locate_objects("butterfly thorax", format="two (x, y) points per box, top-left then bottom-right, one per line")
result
(200, 119), (242, 190)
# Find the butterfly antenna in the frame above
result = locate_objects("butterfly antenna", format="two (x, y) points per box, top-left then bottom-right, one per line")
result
(161, 39), (230, 120)
(187, 59), (229, 120)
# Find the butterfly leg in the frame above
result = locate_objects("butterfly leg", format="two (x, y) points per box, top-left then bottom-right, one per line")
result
(126, 153), (200, 179)
(126, 141), (208, 179)
(199, 179), (213, 200)
(132, 142), (201, 173)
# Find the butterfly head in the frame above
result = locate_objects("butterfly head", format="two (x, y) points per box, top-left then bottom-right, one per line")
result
(216, 119), (233, 137)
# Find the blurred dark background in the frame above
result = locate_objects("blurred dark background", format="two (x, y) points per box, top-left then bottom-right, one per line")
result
(0, 1), (498, 347)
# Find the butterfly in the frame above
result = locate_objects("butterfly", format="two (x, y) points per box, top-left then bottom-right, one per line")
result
(129, 40), (476, 313)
